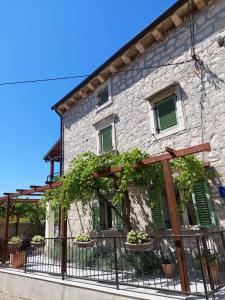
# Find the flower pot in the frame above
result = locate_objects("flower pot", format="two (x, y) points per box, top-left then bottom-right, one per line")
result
(31, 241), (45, 248)
(161, 263), (175, 277)
(10, 251), (26, 269)
(202, 262), (220, 283)
(8, 241), (22, 252)
(125, 240), (154, 252)
(73, 240), (95, 249)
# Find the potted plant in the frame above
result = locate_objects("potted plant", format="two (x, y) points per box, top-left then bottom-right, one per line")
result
(31, 235), (45, 248)
(8, 236), (25, 268)
(196, 250), (220, 283)
(73, 233), (95, 249)
(125, 230), (154, 251)
(161, 254), (175, 277)
(8, 236), (23, 250)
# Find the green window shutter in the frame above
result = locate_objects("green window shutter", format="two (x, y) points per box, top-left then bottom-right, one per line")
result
(156, 95), (177, 131)
(115, 201), (123, 230)
(98, 87), (109, 106)
(92, 197), (101, 231)
(192, 181), (216, 229)
(150, 190), (166, 229)
(100, 126), (113, 153)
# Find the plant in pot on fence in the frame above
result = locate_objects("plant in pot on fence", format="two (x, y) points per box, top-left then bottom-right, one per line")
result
(125, 230), (154, 251)
(31, 235), (45, 248)
(161, 254), (175, 277)
(73, 233), (95, 249)
(196, 249), (220, 283)
(8, 236), (23, 250)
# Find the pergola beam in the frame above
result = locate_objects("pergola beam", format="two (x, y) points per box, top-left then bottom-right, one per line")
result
(94, 143), (210, 177)
(0, 181), (62, 202)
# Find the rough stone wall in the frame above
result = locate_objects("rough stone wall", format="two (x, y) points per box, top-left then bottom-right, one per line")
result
(64, 0), (225, 235)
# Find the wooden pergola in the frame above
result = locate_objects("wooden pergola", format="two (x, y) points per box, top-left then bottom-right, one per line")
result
(93, 142), (211, 293)
(0, 181), (62, 263)
(0, 142), (211, 293)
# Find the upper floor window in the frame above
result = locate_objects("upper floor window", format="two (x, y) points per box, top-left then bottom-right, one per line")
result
(96, 82), (113, 112)
(99, 125), (113, 153)
(98, 86), (109, 106)
(148, 83), (185, 140)
(155, 95), (177, 133)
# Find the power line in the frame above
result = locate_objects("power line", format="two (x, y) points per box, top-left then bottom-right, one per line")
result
(0, 59), (193, 87)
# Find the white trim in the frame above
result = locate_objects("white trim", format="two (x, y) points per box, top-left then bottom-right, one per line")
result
(148, 84), (185, 140)
(95, 80), (113, 112)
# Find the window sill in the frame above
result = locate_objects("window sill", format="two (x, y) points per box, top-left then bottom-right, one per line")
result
(96, 100), (113, 113)
(151, 125), (186, 141)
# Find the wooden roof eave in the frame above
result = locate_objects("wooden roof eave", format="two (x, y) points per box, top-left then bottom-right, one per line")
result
(52, 0), (207, 115)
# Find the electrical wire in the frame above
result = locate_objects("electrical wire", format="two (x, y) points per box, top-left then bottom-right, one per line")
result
(0, 59), (193, 87)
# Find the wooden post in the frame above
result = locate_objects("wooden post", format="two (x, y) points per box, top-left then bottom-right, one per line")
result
(15, 215), (19, 236)
(2, 197), (10, 264)
(50, 160), (55, 182)
(60, 195), (67, 278)
(162, 159), (190, 293)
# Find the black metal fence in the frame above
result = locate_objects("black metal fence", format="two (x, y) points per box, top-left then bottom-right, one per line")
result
(1, 232), (225, 299)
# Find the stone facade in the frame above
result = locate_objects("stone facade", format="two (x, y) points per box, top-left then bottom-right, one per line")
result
(62, 0), (225, 236)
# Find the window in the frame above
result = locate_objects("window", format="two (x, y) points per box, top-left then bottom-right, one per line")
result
(99, 125), (113, 153)
(148, 83), (185, 139)
(92, 196), (123, 231)
(98, 86), (109, 106)
(150, 181), (216, 229)
(155, 95), (177, 133)
(93, 113), (117, 154)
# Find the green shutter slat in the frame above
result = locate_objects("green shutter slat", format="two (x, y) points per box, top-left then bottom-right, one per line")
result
(156, 95), (177, 131)
(150, 190), (166, 229)
(192, 182), (216, 229)
(115, 201), (123, 230)
(92, 197), (100, 231)
(98, 87), (109, 106)
(101, 126), (113, 153)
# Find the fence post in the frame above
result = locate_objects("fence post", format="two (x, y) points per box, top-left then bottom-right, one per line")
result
(60, 197), (67, 280)
(202, 234), (215, 292)
(196, 236), (209, 300)
(113, 237), (119, 290)
(24, 242), (28, 274)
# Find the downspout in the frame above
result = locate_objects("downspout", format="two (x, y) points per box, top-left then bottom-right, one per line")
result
(55, 110), (64, 177)
(54, 109), (64, 237)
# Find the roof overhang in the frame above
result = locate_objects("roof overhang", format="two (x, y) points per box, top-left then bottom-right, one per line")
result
(52, 0), (207, 115)
(43, 139), (60, 162)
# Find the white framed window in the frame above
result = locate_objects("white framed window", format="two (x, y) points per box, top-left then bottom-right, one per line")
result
(148, 83), (185, 140)
(93, 113), (117, 154)
(95, 81), (112, 112)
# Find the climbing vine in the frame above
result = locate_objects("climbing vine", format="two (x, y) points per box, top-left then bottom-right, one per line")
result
(42, 149), (216, 230)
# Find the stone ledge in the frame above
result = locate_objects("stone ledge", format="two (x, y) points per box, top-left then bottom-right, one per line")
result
(0, 269), (189, 300)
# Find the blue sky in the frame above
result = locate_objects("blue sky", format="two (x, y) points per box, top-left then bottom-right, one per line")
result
(0, 0), (176, 195)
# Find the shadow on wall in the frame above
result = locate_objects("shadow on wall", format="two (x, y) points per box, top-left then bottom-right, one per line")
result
(129, 186), (153, 234)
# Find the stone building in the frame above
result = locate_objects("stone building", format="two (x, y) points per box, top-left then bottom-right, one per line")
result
(49, 0), (225, 236)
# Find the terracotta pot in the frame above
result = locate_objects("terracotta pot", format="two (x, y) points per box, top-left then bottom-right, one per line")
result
(10, 251), (26, 269)
(73, 240), (95, 249)
(8, 241), (22, 250)
(202, 262), (220, 283)
(125, 240), (155, 252)
(161, 263), (175, 277)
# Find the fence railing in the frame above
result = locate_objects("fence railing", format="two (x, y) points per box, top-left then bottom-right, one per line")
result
(1, 232), (225, 299)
